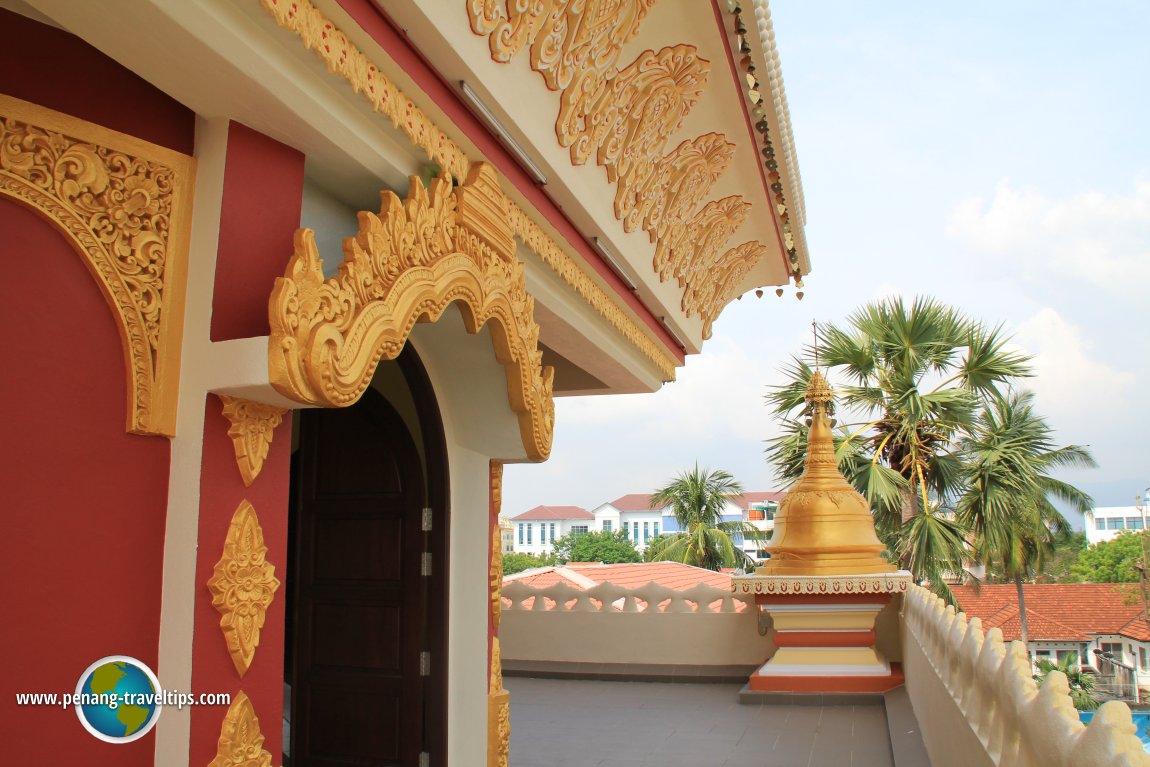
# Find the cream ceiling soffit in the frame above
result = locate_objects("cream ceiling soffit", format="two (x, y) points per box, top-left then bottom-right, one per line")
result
(745, 0), (810, 277)
(255, 0), (676, 382)
(464, 0), (776, 338)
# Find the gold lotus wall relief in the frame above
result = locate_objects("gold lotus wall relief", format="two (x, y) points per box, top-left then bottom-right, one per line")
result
(216, 395), (288, 486)
(208, 691), (274, 767)
(207, 500), (281, 677)
(258, 0), (677, 381)
(268, 163), (556, 461)
(0, 94), (194, 436)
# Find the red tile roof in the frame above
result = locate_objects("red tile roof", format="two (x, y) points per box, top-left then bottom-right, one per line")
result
(608, 491), (785, 511)
(505, 562), (744, 610)
(733, 491), (786, 508)
(609, 493), (662, 511)
(951, 584), (1150, 643)
(510, 505), (593, 521)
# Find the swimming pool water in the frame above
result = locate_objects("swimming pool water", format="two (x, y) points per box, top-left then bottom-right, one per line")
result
(1079, 710), (1150, 751)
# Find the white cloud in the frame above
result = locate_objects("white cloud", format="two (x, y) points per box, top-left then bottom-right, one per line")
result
(946, 178), (1150, 290)
(1013, 307), (1134, 427)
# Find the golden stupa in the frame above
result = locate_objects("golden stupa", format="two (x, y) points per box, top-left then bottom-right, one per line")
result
(760, 370), (894, 576)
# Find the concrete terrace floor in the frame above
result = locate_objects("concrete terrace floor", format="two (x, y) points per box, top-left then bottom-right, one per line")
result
(505, 677), (897, 767)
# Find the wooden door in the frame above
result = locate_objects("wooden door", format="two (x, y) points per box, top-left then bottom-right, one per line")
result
(289, 390), (428, 766)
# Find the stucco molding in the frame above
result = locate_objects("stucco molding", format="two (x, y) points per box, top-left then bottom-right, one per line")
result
(268, 164), (556, 461)
(488, 460), (510, 766)
(257, 0), (676, 381)
(206, 500), (281, 677)
(216, 395), (287, 486)
(0, 94), (194, 436)
(732, 572), (912, 597)
(207, 691), (274, 767)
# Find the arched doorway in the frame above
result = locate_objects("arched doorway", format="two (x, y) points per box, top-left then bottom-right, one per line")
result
(285, 347), (448, 766)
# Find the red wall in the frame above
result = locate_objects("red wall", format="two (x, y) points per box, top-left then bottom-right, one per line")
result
(0, 8), (194, 155)
(189, 397), (291, 765)
(210, 122), (306, 341)
(0, 200), (170, 764)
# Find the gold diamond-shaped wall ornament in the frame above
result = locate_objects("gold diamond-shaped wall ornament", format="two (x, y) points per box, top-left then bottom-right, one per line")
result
(208, 691), (274, 767)
(217, 395), (288, 486)
(207, 500), (280, 677)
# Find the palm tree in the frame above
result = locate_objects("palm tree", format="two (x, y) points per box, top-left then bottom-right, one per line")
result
(765, 296), (1032, 592)
(1035, 653), (1099, 711)
(958, 390), (1096, 642)
(646, 466), (762, 571)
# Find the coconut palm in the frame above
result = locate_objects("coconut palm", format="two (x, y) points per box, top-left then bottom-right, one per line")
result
(1035, 653), (1099, 711)
(765, 297), (1032, 592)
(646, 466), (762, 571)
(958, 390), (1096, 642)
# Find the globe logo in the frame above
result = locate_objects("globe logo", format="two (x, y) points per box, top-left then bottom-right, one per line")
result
(74, 655), (163, 743)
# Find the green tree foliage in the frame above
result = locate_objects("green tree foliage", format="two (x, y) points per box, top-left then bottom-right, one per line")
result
(1069, 532), (1144, 583)
(501, 552), (553, 575)
(643, 535), (670, 562)
(764, 297), (1094, 606)
(551, 530), (640, 564)
(645, 466), (763, 571)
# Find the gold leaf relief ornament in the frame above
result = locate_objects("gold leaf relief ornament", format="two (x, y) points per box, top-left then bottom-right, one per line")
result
(208, 691), (274, 767)
(207, 501), (281, 677)
(268, 164), (557, 461)
(217, 395), (288, 486)
(0, 95), (193, 436)
(628, 133), (734, 238)
(684, 240), (767, 339)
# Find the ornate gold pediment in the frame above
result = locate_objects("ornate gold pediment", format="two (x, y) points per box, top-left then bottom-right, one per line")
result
(268, 163), (556, 461)
(0, 95), (194, 436)
(207, 500), (280, 677)
(208, 691), (274, 767)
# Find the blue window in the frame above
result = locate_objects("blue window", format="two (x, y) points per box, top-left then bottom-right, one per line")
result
(550, 523), (556, 542)
(527, 524), (533, 544)
(1127, 517), (1144, 530)
(643, 521), (650, 543)
(603, 520), (613, 533)
(518, 524), (524, 544)
(1107, 517), (1124, 530)
(653, 522), (659, 537)
(633, 522), (639, 541)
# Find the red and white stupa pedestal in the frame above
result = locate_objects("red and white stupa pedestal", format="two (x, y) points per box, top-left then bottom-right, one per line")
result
(732, 573), (911, 693)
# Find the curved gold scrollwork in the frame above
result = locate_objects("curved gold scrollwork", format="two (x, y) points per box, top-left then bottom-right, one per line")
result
(0, 95), (194, 436)
(268, 163), (555, 461)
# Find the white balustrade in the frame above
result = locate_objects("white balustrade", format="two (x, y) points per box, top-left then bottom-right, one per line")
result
(902, 584), (1150, 767)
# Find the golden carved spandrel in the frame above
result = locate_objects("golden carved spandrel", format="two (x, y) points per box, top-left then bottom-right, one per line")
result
(216, 395), (288, 486)
(208, 691), (274, 767)
(490, 461), (505, 632)
(267, 164), (556, 461)
(0, 94), (194, 436)
(207, 500), (281, 677)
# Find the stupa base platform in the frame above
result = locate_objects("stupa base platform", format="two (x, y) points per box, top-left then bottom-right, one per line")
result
(746, 661), (904, 694)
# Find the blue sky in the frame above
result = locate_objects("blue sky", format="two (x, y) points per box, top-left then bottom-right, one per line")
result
(503, 1), (1150, 520)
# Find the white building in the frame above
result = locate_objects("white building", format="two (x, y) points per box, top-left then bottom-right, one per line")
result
(1084, 506), (1147, 545)
(510, 505), (595, 556)
(499, 517), (515, 554)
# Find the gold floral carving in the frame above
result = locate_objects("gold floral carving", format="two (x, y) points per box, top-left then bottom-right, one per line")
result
(685, 240), (768, 338)
(208, 691), (274, 767)
(467, 5), (771, 331)
(0, 94), (194, 436)
(207, 500), (281, 677)
(488, 460), (510, 766)
(216, 395), (288, 486)
(257, 0), (678, 382)
(268, 164), (557, 461)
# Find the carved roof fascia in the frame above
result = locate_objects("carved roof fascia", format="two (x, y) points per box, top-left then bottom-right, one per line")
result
(256, 0), (677, 382)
